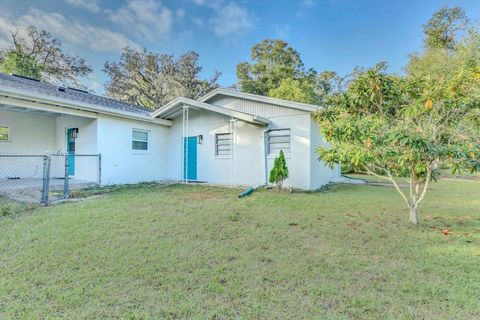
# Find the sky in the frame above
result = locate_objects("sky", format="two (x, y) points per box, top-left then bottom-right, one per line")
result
(0, 0), (479, 94)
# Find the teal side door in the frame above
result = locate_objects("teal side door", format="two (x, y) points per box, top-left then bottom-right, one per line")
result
(66, 128), (76, 176)
(183, 137), (197, 181)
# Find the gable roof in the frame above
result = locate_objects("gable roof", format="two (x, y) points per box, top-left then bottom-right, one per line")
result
(151, 97), (271, 125)
(199, 88), (319, 113)
(0, 73), (171, 125)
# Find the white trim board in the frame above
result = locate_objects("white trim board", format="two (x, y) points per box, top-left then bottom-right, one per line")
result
(198, 88), (320, 113)
(151, 97), (271, 126)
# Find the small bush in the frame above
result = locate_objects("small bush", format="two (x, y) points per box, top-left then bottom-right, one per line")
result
(269, 150), (289, 189)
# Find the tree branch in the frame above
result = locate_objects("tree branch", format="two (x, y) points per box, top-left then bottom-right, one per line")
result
(365, 168), (412, 208)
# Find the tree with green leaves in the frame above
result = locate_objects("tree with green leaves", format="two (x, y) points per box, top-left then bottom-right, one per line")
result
(237, 38), (342, 104)
(422, 6), (469, 52)
(104, 48), (220, 109)
(269, 150), (289, 189)
(269, 77), (318, 104)
(0, 26), (92, 87)
(269, 70), (344, 104)
(315, 24), (480, 224)
(315, 7), (479, 225)
(0, 49), (43, 80)
(236, 39), (305, 96)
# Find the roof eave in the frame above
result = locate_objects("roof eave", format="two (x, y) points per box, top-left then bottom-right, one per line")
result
(199, 88), (320, 112)
(152, 97), (270, 126)
(0, 86), (172, 126)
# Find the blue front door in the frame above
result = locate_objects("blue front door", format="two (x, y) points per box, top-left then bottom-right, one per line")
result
(183, 136), (197, 181)
(66, 128), (76, 176)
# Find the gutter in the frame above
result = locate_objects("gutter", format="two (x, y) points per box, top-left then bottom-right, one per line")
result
(0, 87), (172, 126)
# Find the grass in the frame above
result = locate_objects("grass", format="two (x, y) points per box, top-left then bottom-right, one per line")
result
(0, 180), (479, 319)
(0, 196), (37, 217)
(69, 181), (168, 198)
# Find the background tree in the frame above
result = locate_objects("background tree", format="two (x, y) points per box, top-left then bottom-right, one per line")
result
(236, 39), (305, 96)
(237, 38), (342, 104)
(0, 50), (42, 79)
(0, 26), (92, 87)
(104, 48), (220, 109)
(268, 77), (317, 104)
(423, 6), (469, 52)
(269, 150), (289, 189)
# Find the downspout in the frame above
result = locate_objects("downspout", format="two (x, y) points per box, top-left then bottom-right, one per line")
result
(182, 105), (189, 183)
(181, 105), (184, 183)
(238, 123), (270, 198)
(233, 119), (238, 187)
(229, 118), (238, 187)
(263, 125), (271, 186)
(229, 119), (232, 187)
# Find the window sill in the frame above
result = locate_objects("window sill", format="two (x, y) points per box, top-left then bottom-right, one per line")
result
(132, 152), (151, 155)
(215, 155), (233, 159)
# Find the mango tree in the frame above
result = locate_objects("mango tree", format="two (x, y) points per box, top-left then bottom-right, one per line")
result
(315, 47), (479, 224)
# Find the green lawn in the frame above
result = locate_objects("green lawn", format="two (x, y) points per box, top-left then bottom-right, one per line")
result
(0, 180), (479, 319)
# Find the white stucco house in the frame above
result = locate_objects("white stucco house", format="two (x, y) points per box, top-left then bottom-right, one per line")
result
(0, 73), (340, 190)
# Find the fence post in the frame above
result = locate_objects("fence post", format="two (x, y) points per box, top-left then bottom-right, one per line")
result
(64, 154), (69, 199)
(41, 154), (51, 205)
(98, 153), (102, 186)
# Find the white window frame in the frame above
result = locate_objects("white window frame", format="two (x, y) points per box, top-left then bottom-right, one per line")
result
(132, 129), (149, 151)
(215, 132), (232, 157)
(0, 126), (10, 143)
(268, 129), (291, 156)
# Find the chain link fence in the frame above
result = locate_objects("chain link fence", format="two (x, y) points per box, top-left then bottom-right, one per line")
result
(0, 153), (101, 205)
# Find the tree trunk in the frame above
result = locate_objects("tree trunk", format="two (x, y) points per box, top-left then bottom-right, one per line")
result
(409, 206), (419, 225)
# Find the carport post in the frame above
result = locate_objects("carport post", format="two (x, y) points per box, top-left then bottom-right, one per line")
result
(41, 154), (51, 205)
(64, 154), (69, 199)
(98, 153), (102, 186)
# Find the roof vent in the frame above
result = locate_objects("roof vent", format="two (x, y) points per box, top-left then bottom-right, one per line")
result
(11, 74), (41, 82)
(67, 87), (89, 94)
(58, 86), (66, 92)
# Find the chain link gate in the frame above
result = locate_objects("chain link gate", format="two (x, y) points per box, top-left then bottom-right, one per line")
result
(0, 153), (101, 205)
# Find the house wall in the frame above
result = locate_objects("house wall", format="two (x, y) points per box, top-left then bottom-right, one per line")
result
(266, 113), (312, 189)
(96, 115), (169, 185)
(1, 95), (339, 189)
(165, 109), (265, 186)
(309, 117), (340, 189)
(0, 110), (57, 154)
(0, 110), (56, 178)
(165, 109), (324, 189)
(0, 109), (171, 185)
(51, 115), (98, 181)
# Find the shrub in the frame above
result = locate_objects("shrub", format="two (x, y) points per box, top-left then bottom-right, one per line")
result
(269, 150), (289, 189)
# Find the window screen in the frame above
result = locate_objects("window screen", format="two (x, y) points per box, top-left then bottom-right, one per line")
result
(268, 129), (290, 155)
(0, 126), (9, 142)
(215, 133), (232, 156)
(132, 129), (149, 150)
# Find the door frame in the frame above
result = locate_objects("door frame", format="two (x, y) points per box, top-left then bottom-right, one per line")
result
(65, 127), (77, 176)
(183, 136), (198, 181)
